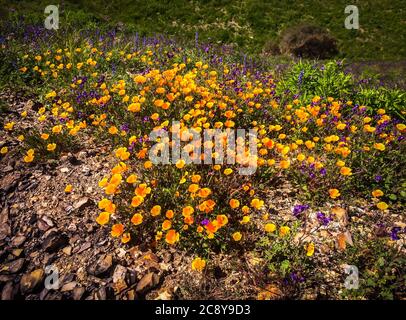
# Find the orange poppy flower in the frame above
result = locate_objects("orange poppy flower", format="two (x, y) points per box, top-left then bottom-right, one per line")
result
(232, 232), (242, 241)
(184, 216), (194, 225)
(165, 229), (179, 245)
(131, 213), (143, 225)
(198, 188), (211, 198)
(188, 184), (199, 193)
(151, 205), (162, 217)
(191, 174), (201, 183)
(165, 210), (174, 219)
(206, 221), (218, 234)
(96, 212), (110, 225)
(229, 199), (240, 209)
(135, 183), (151, 197)
(191, 257), (206, 272)
(162, 220), (172, 231)
(182, 206), (194, 217)
(340, 167), (352, 176)
(216, 215), (228, 227)
(251, 198), (264, 209)
(131, 195), (144, 207)
(121, 233), (131, 244)
(111, 224), (124, 237)
(329, 189), (341, 199)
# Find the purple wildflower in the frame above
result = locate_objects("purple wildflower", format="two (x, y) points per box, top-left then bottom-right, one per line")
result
(293, 204), (310, 217)
(390, 227), (401, 240)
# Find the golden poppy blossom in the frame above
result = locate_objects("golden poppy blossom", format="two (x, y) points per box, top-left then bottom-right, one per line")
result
(340, 167), (352, 176)
(329, 189), (340, 199)
(131, 195), (144, 207)
(306, 242), (315, 257)
(96, 212), (110, 225)
(131, 213), (143, 225)
(377, 202), (388, 211)
(250, 198), (264, 210)
(121, 233), (131, 244)
(279, 226), (290, 237)
(229, 199), (240, 209)
(191, 257), (206, 272)
(232, 231), (242, 241)
(47, 143), (57, 151)
(151, 205), (162, 217)
(165, 229), (179, 245)
(372, 189), (384, 198)
(264, 223), (276, 233)
(111, 224), (124, 237)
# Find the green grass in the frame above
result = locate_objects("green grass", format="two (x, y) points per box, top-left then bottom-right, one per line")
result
(3, 0), (406, 60)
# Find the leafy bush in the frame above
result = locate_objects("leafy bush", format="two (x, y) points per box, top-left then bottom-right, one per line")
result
(277, 60), (354, 101)
(355, 87), (406, 121)
(342, 239), (405, 300)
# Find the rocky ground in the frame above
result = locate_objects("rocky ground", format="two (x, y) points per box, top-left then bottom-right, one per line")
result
(1, 90), (404, 300)
(0, 90), (265, 300)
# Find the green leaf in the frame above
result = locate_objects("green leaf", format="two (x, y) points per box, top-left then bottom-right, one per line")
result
(389, 194), (397, 201)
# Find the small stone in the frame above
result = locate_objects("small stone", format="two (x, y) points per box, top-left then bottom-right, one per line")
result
(67, 223), (77, 232)
(40, 288), (49, 300)
(113, 266), (127, 283)
(77, 151), (87, 161)
(12, 249), (23, 257)
(37, 218), (51, 232)
(76, 242), (91, 254)
(2, 165), (13, 173)
(154, 289), (173, 300)
(127, 289), (136, 300)
(11, 235), (27, 247)
(1, 281), (15, 300)
(62, 246), (72, 256)
(82, 166), (91, 176)
(85, 224), (94, 233)
(116, 248), (126, 259)
(73, 197), (93, 211)
(42, 232), (69, 253)
(72, 287), (85, 300)
(113, 265), (127, 293)
(0, 207), (11, 241)
(96, 287), (106, 300)
(61, 281), (77, 292)
(88, 254), (113, 277)
(76, 267), (86, 282)
(136, 272), (160, 294)
(20, 269), (45, 294)
(42, 216), (54, 227)
(1, 258), (25, 274)
(60, 167), (70, 173)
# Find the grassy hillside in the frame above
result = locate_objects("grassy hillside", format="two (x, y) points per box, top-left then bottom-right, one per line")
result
(2, 0), (406, 60)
